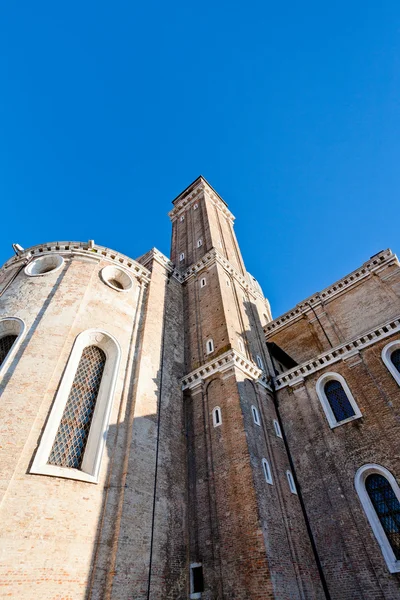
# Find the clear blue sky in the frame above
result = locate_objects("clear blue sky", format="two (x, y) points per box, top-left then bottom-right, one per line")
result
(0, 2), (399, 317)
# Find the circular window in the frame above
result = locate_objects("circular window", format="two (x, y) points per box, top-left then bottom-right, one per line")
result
(101, 265), (133, 292)
(25, 255), (65, 277)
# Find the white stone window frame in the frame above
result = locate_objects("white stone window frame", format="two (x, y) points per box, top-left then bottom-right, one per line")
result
(179, 252), (185, 262)
(382, 340), (400, 387)
(189, 562), (203, 599)
(193, 203), (199, 210)
(206, 339), (214, 354)
(212, 406), (222, 427)
(200, 277), (207, 288)
(273, 419), (283, 438)
(180, 215), (185, 222)
(316, 372), (362, 429)
(197, 239), (203, 248)
(30, 328), (121, 484)
(251, 404), (261, 426)
(256, 355), (264, 370)
(287, 470), (297, 494)
(0, 317), (26, 378)
(355, 464), (400, 573)
(262, 458), (273, 485)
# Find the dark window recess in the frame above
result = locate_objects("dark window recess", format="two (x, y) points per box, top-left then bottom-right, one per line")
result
(366, 474), (400, 559)
(324, 380), (355, 422)
(192, 566), (204, 593)
(109, 278), (123, 289)
(392, 349), (400, 374)
(0, 335), (17, 366)
(48, 345), (106, 469)
(215, 410), (220, 425)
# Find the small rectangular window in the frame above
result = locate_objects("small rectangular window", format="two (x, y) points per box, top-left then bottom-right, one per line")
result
(193, 203), (198, 210)
(179, 253), (185, 262)
(287, 470), (297, 494)
(197, 239), (203, 247)
(273, 419), (283, 438)
(256, 355), (264, 370)
(200, 278), (206, 288)
(190, 563), (204, 598)
(180, 215), (185, 222)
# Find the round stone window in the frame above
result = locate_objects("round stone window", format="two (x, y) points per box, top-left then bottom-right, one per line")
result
(101, 265), (133, 292)
(25, 255), (65, 277)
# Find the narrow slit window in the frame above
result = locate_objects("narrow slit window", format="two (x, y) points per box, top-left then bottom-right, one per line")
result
(179, 252), (185, 262)
(251, 405), (261, 426)
(190, 563), (204, 598)
(200, 277), (206, 288)
(197, 239), (203, 248)
(287, 470), (297, 494)
(206, 339), (214, 354)
(212, 406), (222, 427)
(180, 215), (185, 222)
(48, 346), (106, 469)
(256, 355), (264, 370)
(273, 419), (282, 438)
(262, 459), (273, 484)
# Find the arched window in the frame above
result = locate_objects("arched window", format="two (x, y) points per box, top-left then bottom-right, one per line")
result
(256, 355), (264, 370)
(0, 317), (26, 378)
(48, 346), (106, 469)
(212, 406), (222, 427)
(316, 372), (362, 428)
(273, 419), (282, 438)
(382, 340), (400, 387)
(251, 405), (261, 426)
(355, 464), (400, 573)
(30, 329), (120, 483)
(262, 459), (273, 484)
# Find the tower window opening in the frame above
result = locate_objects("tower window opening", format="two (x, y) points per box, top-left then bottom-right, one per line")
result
(212, 406), (222, 427)
(273, 419), (282, 438)
(200, 278), (206, 288)
(287, 470), (297, 494)
(190, 563), (204, 597)
(316, 372), (362, 428)
(251, 405), (261, 426)
(206, 339), (214, 354)
(197, 239), (203, 248)
(193, 203), (199, 210)
(381, 341), (400, 387)
(179, 253), (185, 262)
(256, 355), (264, 370)
(262, 458), (273, 484)
(180, 215), (185, 222)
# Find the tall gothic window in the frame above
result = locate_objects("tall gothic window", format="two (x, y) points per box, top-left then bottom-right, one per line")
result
(316, 373), (362, 428)
(324, 380), (355, 422)
(365, 474), (400, 560)
(355, 464), (400, 573)
(30, 329), (120, 483)
(48, 346), (106, 469)
(0, 335), (18, 367)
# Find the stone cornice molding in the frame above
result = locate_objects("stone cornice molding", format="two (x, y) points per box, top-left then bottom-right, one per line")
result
(182, 348), (271, 391)
(169, 177), (235, 224)
(137, 247), (175, 274)
(274, 315), (400, 390)
(172, 248), (269, 305)
(1, 241), (151, 285)
(265, 249), (398, 337)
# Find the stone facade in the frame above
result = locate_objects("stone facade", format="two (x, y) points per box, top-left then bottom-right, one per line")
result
(0, 176), (399, 599)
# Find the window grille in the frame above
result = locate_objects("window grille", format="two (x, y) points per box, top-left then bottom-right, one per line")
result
(324, 379), (355, 422)
(0, 335), (17, 366)
(392, 349), (400, 374)
(200, 278), (206, 288)
(287, 470), (297, 494)
(366, 474), (400, 559)
(48, 345), (106, 469)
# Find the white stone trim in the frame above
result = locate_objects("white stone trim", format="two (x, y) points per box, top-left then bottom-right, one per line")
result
(316, 372), (362, 428)
(381, 340), (400, 387)
(30, 328), (121, 484)
(273, 419), (283, 438)
(0, 317), (26, 378)
(182, 349), (267, 390)
(200, 277), (206, 288)
(212, 406), (222, 427)
(206, 339), (214, 354)
(355, 464), (400, 573)
(262, 458), (273, 484)
(265, 250), (398, 336)
(274, 316), (400, 389)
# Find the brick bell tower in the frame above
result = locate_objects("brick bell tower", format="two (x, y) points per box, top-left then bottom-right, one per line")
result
(169, 177), (325, 600)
